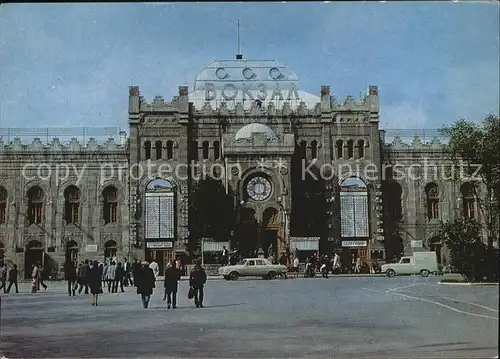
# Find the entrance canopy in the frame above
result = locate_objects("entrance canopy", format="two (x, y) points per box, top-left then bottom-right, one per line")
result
(190, 59), (320, 110)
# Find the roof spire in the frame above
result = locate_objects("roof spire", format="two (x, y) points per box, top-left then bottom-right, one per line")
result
(236, 20), (243, 60)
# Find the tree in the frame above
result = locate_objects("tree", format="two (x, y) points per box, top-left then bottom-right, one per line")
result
(188, 177), (235, 256)
(440, 218), (487, 282)
(440, 115), (500, 251)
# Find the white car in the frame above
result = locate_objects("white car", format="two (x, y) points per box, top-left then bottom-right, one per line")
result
(219, 258), (287, 280)
(381, 251), (439, 277)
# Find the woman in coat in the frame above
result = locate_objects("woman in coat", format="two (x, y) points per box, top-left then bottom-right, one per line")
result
(89, 260), (102, 306)
(164, 260), (182, 309)
(136, 261), (155, 309)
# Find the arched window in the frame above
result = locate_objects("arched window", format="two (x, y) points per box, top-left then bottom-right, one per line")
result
(0, 186), (7, 224)
(103, 186), (118, 224)
(340, 177), (369, 238)
(347, 140), (354, 159)
(202, 141), (210, 160)
(191, 141), (199, 162)
(384, 182), (402, 221)
(336, 140), (343, 159)
(144, 141), (151, 160)
(64, 186), (80, 224)
(311, 140), (318, 159)
(155, 141), (163, 160)
(460, 182), (476, 218)
(214, 141), (220, 160)
(166, 140), (173, 160)
(425, 183), (440, 220)
(27, 186), (44, 224)
(299, 140), (307, 158)
(358, 139), (365, 159)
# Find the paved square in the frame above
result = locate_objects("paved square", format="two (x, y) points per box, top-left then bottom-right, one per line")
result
(1, 276), (498, 358)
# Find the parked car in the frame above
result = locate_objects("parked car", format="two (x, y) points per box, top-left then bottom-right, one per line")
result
(381, 251), (439, 277)
(219, 258), (287, 280)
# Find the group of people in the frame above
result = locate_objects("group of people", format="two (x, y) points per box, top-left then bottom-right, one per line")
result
(0, 263), (19, 293)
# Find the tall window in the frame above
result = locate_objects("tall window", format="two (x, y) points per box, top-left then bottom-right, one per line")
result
(166, 140), (173, 160)
(190, 141), (199, 162)
(214, 141), (220, 160)
(64, 186), (80, 224)
(358, 139), (365, 159)
(103, 186), (118, 224)
(27, 186), (44, 224)
(155, 141), (163, 160)
(299, 140), (307, 158)
(347, 140), (354, 159)
(461, 182), (476, 218)
(0, 186), (7, 224)
(336, 140), (343, 159)
(144, 141), (151, 160)
(425, 183), (440, 220)
(202, 141), (210, 160)
(311, 140), (318, 159)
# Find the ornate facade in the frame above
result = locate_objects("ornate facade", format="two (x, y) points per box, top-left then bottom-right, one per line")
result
(0, 57), (488, 277)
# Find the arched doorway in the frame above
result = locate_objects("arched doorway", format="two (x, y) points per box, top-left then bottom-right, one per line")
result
(238, 208), (258, 257)
(0, 241), (4, 266)
(25, 240), (44, 279)
(65, 240), (79, 266)
(429, 236), (442, 265)
(262, 207), (280, 258)
(104, 240), (117, 263)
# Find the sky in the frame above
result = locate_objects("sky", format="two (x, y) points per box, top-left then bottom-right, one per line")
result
(0, 2), (499, 133)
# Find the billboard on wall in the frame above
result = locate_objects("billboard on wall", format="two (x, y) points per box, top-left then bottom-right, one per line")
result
(145, 192), (175, 240)
(340, 192), (369, 238)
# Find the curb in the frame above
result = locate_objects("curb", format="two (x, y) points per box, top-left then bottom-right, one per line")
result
(438, 281), (499, 286)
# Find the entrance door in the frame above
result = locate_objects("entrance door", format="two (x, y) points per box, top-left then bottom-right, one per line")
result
(104, 240), (117, 263)
(262, 230), (278, 258)
(25, 240), (44, 279)
(65, 240), (79, 266)
(145, 249), (174, 275)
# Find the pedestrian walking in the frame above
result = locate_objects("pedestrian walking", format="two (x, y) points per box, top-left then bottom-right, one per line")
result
(64, 260), (77, 296)
(149, 258), (159, 279)
(189, 260), (207, 308)
(6, 264), (19, 293)
(115, 262), (125, 292)
(136, 261), (155, 309)
(76, 260), (89, 294)
(131, 258), (140, 286)
(292, 257), (300, 278)
(89, 261), (102, 306)
(106, 261), (117, 293)
(164, 260), (182, 309)
(33, 262), (48, 291)
(123, 258), (131, 286)
(0, 263), (7, 293)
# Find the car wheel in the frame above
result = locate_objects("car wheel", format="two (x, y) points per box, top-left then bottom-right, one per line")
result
(261, 275), (269, 280)
(268, 271), (277, 280)
(229, 271), (239, 280)
(223, 276), (230, 281)
(386, 269), (396, 278)
(420, 269), (430, 277)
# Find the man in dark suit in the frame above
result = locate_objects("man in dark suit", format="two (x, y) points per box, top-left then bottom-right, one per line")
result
(64, 260), (77, 296)
(189, 260), (207, 308)
(6, 264), (19, 293)
(164, 260), (182, 309)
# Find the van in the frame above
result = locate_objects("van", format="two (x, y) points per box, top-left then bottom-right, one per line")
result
(381, 251), (439, 277)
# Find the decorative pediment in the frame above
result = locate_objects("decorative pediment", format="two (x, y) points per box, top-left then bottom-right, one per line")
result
(314, 103), (321, 116)
(297, 101), (308, 117)
(202, 102), (213, 116)
(267, 102), (276, 117)
(50, 138), (63, 151)
(281, 102), (292, 117)
(391, 136), (407, 150)
(11, 138), (23, 151)
(68, 138), (81, 151)
(234, 102), (244, 117)
(218, 102), (229, 117)
(411, 136), (423, 149)
(87, 138), (99, 151)
(27, 138), (44, 151)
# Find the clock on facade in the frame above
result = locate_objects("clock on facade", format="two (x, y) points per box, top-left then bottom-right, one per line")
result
(246, 176), (272, 201)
